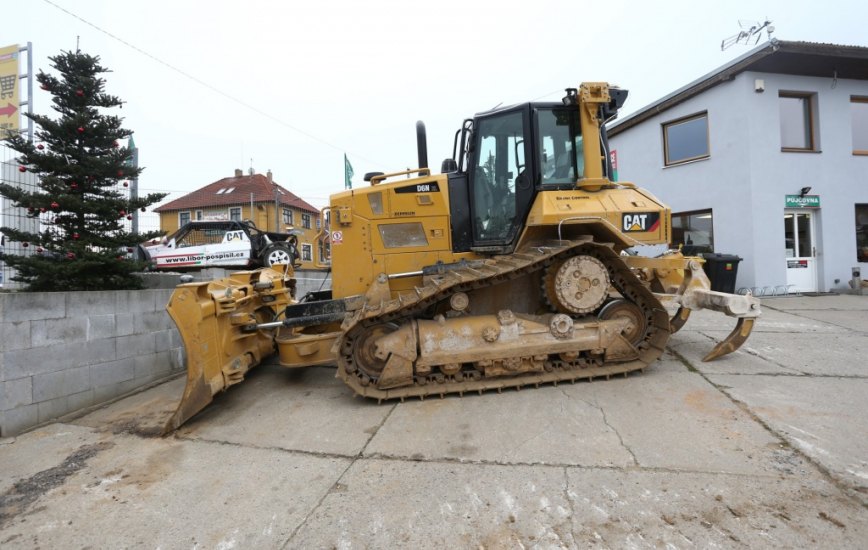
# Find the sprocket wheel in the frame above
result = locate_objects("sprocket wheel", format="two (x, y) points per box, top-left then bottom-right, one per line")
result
(543, 255), (611, 314)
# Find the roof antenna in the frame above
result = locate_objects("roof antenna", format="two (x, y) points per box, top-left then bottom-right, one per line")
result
(248, 157), (254, 175)
(720, 18), (774, 51)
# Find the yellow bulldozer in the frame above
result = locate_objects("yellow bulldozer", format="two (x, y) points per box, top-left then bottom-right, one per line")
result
(163, 83), (760, 433)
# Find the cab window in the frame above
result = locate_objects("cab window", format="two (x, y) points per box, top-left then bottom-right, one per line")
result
(537, 108), (583, 185)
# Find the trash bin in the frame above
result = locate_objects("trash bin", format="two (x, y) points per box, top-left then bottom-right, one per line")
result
(701, 253), (742, 294)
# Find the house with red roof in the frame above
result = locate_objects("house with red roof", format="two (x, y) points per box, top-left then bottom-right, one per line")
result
(154, 169), (326, 268)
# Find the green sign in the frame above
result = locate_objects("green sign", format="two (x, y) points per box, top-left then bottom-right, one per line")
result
(785, 195), (820, 208)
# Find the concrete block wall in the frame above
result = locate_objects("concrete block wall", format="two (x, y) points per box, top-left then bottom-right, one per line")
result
(0, 289), (183, 437)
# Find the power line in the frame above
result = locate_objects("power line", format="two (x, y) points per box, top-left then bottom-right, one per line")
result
(40, 0), (384, 166)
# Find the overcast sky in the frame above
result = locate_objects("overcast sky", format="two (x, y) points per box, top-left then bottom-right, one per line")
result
(8, 0), (868, 214)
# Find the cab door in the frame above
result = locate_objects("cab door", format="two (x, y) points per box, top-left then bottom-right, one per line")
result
(784, 210), (818, 293)
(468, 108), (534, 252)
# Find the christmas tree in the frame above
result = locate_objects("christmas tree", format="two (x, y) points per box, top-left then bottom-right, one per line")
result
(0, 49), (167, 291)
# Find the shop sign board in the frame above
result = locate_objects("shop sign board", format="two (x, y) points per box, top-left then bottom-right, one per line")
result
(785, 195), (820, 208)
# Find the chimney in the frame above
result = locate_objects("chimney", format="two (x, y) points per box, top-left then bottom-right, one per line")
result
(267, 169), (273, 183)
(234, 168), (242, 177)
(248, 167), (254, 175)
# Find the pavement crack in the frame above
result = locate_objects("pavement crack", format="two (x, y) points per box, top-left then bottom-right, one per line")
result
(669, 345), (868, 510)
(359, 402), (398, 457)
(281, 402), (398, 548)
(594, 396), (638, 467)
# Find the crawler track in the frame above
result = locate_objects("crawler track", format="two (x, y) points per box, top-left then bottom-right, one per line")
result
(335, 239), (671, 400)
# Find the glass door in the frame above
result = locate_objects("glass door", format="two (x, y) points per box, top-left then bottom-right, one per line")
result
(784, 210), (817, 293)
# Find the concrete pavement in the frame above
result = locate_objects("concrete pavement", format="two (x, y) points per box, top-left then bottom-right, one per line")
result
(1, 294), (867, 548)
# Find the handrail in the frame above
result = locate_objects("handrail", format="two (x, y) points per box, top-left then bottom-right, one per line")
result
(313, 206), (331, 269)
(370, 168), (431, 185)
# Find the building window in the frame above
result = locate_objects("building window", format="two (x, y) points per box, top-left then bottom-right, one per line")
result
(229, 207), (242, 221)
(857, 205), (868, 263)
(779, 93), (816, 151)
(302, 213), (311, 229)
(195, 210), (203, 221)
(282, 207), (293, 225)
(852, 97), (868, 155)
(318, 240), (330, 262)
(179, 211), (191, 226)
(671, 209), (713, 254)
(662, 112), (709, 166)
(316, 217), (321, 230)
(301, 243), (312, 262)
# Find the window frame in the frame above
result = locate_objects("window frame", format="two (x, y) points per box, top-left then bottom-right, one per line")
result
(228, 207), (242, 221)
(301, 213), (312, 229)
(856, 204), (868, 263)
(779, 92), (817, 152)
(662, 112), (710, 167)
(851, 96), (868, 156)
(301, 243), (312, 262)
(671, 208), (714, 254)
(282, 207), (293, 225)
(178, 211), (191, 227)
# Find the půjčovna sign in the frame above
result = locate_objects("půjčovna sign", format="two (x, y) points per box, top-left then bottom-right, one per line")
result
(785, 195), (820, 208)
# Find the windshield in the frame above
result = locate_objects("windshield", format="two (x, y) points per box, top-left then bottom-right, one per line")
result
(537, 108), (583, 185)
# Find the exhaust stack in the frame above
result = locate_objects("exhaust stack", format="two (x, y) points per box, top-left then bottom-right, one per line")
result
(416, 121), (428, 170)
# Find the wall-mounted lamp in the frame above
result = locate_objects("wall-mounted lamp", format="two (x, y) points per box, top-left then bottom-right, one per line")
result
(800, 186), (812, 197)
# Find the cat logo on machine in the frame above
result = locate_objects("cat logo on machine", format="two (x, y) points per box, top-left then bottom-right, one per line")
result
(622, 212), (660, 232)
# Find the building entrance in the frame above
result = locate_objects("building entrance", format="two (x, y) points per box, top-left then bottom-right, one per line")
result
(784, 209), (818, 293)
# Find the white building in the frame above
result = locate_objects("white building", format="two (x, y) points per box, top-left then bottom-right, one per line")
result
(608, 39), (868, 294)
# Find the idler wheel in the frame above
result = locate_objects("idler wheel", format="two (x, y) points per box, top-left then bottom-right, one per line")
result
(597, 299), (647, 346)
(351, 323), (399, 379)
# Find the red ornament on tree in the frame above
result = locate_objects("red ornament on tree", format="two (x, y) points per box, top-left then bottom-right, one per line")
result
(117, 170), (124, 177)
(113, 141), (119, 148)
(119, 210), (127, 216)
(37, 144), (45, 150)
(76, 89), (84, 96)
(141, 207), (146, 212)
(66, 252), (76, 260)
(22, 242), (29, 248)
(18, 166), (26, 172)
(39, 207), (46, 213)
(77, 126), (85, 134)
(51, 201), (60, 210)
(37, 247), (44, 253)
(70, 182), (78, 190)
(123, 181), (129, 187)
(126, 215), (133, 220)
(72, 233), (80, 240)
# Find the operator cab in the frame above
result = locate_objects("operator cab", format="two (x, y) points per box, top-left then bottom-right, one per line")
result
(447, 102), (601, 254)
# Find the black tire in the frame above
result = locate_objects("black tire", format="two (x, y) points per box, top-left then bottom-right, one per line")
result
(261, 243), (294, 267)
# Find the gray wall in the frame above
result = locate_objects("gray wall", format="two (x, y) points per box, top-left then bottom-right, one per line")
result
(0, 289), (183, 437)
(611, 71), (868, 291)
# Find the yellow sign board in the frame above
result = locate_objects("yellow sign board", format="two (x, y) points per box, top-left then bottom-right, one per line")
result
(0, 44), (20, 136)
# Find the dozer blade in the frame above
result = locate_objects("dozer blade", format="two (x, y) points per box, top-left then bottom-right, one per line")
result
(162, 269), (294, 434)
(702, 317), (756, 362)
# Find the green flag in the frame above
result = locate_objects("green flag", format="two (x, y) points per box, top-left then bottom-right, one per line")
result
(344, 154), (354, 189)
